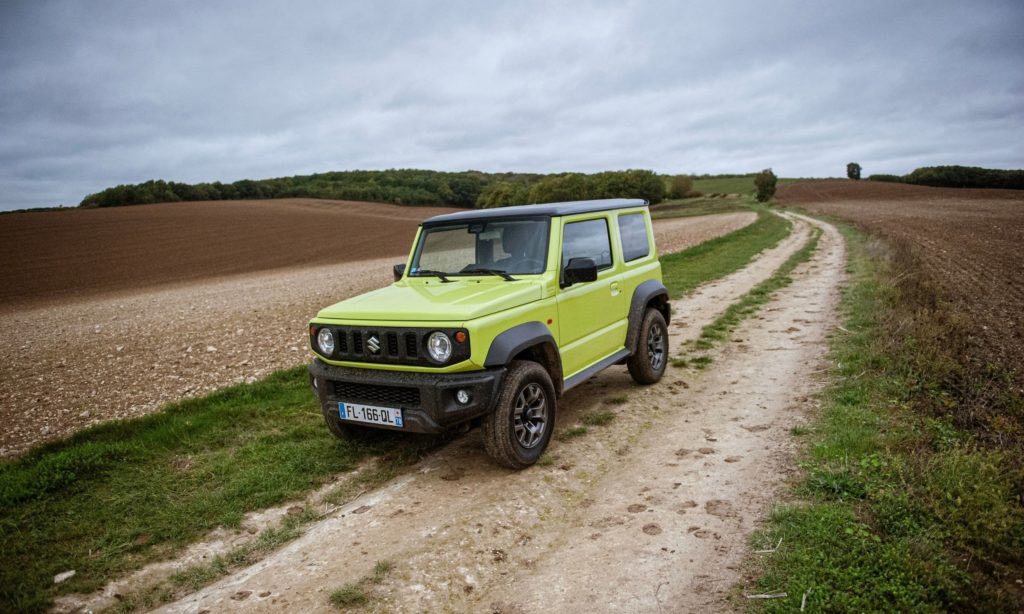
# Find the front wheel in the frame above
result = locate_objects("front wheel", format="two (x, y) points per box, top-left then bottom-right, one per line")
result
(627, 308), (668, 384)
(482, 360), (556, 469)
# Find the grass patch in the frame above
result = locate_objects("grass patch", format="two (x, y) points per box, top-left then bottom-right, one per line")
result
(660, 205), (791, 298)
(604, 394), (629, 406)
(330, 584), (368, 607)
(691, 355), (713, 369)
(670, 357), (689, 368)
(581, 411), (616, 426)
(0, 367), (431, 613)
(329, 559), (394, 608)
(746, 225), (1024, 611)
(556, 426), (589, 441)
(372, 559), (394, 579)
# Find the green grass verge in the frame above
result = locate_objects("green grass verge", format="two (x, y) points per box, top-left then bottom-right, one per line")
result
(747, 225), (1024, 612)
(650, 195), (750, 219)
(659, 205), (792, 298)
(0, 367), (428, 612)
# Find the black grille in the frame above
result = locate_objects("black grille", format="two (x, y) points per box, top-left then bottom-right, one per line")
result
(333, 381), (421, 407)
(312, 326), (467, 366)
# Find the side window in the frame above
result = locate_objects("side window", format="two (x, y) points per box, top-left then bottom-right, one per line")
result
(562, 218), (613, 271)
(618, 213), (650, 262)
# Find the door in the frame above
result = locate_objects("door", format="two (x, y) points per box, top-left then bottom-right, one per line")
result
(555, 216), (627, 378)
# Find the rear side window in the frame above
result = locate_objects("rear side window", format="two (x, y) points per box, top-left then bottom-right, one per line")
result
(618, 213), (650, 262)
(562, 218), (613, 270)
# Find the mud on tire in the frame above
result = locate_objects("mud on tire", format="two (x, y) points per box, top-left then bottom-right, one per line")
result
(483, 360), (556, 469)
(627, 308), (668, 385)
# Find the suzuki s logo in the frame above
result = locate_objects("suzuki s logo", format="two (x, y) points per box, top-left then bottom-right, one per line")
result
(366, 334), (381, 354)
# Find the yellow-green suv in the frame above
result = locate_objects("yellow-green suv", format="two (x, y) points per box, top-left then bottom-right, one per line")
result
(308, 198), (669, 468)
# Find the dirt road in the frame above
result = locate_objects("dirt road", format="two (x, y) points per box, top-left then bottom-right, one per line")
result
(150, 213), (843, 613)
(0, 211), (754, 457)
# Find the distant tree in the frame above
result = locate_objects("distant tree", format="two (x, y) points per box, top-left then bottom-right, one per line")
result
(847, 162), (862, 181)
(476, 181), (531, 208)
(528, 173), (591, 204)
(589, 169), (665, 204)
(667, 175), (694, 199)
(754, 168), (778, 202)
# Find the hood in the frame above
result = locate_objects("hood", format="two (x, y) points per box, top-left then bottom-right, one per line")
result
(317, 279), (544, 322)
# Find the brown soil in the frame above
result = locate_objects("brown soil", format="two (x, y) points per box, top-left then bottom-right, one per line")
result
(0, 199), (455, 308)
(777, 180), (1024, 381)
(0, 209), (754, 457)
(110, 212), (842, 613)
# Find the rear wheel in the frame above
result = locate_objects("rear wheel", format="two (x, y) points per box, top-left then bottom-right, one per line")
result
(627, 308), (668, 384)
(483, 360), (556, 469)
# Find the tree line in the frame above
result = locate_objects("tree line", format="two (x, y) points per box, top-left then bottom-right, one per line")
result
(867, 165), (1024, 190)
(79, 168), (688, 210)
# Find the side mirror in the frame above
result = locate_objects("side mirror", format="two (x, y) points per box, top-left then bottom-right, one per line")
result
(393, 263), (406, 281)
(562, 257), (598, 287)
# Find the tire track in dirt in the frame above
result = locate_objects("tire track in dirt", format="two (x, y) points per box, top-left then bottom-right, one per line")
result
(147, 213), (842, 614)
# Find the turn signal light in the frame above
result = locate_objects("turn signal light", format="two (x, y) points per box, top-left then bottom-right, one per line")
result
(455, 331), (467, 343)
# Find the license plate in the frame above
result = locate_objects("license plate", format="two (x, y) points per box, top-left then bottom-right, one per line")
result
(339, 402), (404, 428)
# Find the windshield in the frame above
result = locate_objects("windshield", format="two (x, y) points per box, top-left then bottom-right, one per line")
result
(411, 218), (549, 276)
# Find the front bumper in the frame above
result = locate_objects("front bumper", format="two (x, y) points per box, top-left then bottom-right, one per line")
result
(308, 359), (507, 434)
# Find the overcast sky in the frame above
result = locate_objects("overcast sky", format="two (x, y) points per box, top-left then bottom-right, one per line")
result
(1, 1), (1022, 210)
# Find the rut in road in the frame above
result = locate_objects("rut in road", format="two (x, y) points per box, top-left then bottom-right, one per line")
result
(147, 213), (843, 614)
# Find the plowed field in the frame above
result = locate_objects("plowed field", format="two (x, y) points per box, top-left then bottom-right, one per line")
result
(777, 180), (1024, 379)
(0, 199), (456, 308)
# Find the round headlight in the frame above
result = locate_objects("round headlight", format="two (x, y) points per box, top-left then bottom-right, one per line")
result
(317, 328), (335, 355)
(427, 331), (452, 363)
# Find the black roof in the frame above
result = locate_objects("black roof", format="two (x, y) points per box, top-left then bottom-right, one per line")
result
(421, 198), (647, 226)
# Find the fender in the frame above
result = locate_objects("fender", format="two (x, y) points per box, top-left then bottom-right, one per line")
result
(484, 321), (558, 367)
(625, 279), (670, 354)
(484, 321), (564, 393)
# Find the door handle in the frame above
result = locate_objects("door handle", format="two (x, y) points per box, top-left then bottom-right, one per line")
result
(610, 281), (621, 296)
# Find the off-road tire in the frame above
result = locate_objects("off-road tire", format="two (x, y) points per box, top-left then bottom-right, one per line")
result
(482, 360), (556, 469)
(321, 404), (382, 442)
(627, 308), (668, 385)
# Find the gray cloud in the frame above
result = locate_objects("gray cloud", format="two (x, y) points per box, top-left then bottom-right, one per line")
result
(1, 0), (1022, 210)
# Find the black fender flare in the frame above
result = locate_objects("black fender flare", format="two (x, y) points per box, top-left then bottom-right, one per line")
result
(625, 279), (670, 354)
(484, 321), (564, 394)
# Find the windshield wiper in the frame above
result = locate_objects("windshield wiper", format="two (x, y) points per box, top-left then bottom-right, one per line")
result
(412, 269), (453, 283)
(462, 267), (516, 281)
